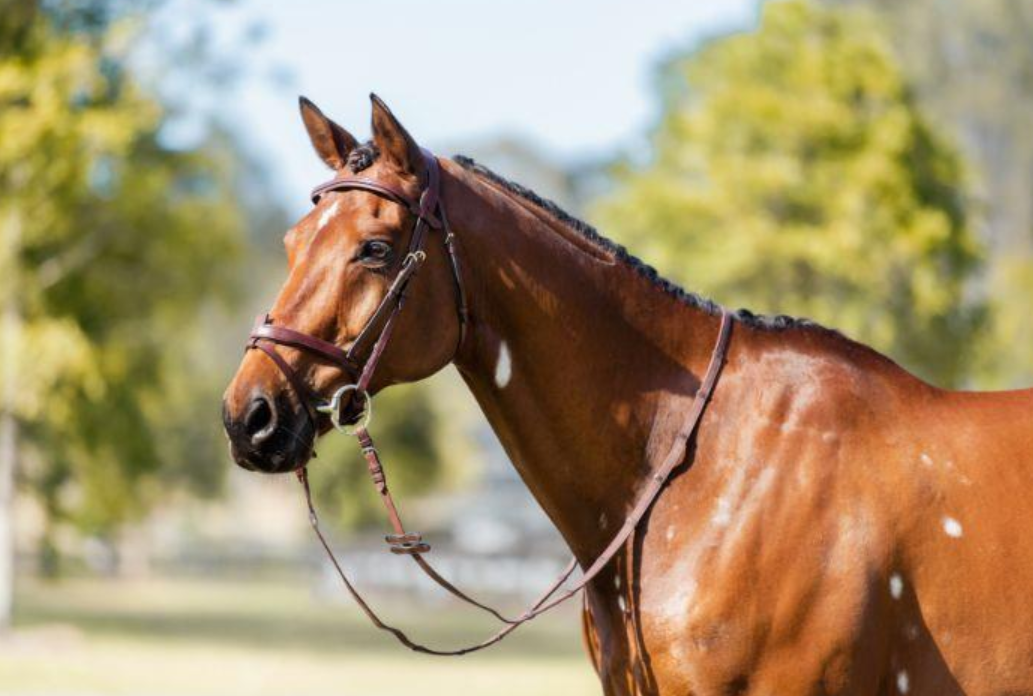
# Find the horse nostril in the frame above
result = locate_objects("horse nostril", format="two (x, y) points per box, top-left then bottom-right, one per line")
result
(244, 395), (277, 445)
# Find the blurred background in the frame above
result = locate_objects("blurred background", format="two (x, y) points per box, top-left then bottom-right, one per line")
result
(1, 0), (1031, 694)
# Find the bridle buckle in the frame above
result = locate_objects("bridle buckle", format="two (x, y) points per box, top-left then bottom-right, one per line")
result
(386, 532), (431, 555)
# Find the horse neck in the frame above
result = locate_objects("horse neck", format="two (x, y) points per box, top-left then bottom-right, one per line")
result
(440, 161), (725, 561)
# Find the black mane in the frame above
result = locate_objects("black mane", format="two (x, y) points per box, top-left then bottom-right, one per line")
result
(347, 142), (825, 334)
(451, 155), (824, 334)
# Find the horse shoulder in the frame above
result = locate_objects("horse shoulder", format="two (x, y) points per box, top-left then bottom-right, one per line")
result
(636, 341), (900, 694)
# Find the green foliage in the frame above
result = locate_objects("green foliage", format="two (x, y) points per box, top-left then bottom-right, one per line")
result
(1, 6), (248, 536)
(594, 0), (985, 387)
(833, 0), (1033, 387)
(979, 253), (1033, 388)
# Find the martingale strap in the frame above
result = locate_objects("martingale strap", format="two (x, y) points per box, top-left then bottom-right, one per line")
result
(299, 310), (734, 656)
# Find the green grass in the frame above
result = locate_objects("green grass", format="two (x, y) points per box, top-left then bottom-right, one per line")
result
(0, 576), (600, 696)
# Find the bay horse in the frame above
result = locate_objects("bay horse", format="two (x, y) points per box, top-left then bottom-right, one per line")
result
(223, 95), (1033, 696)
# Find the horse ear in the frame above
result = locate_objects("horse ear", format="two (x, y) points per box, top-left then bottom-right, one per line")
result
(299, 96), (357, 171)
(370, 93), (423, 177)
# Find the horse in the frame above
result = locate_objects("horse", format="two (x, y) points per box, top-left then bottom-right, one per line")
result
(222, 95), (1033, 696)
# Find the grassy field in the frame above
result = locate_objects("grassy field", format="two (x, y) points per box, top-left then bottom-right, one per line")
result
(0, 575), (599, 696)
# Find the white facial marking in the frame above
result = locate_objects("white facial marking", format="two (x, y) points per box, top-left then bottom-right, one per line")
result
(897, 670), (909, 694)
(942, 516), (963, 538)
(614, 574), (621, 591)
(920, 452), (934, 467)
(598, 512), (608, 530)
(617, 594), (627, 613)
(317, 200), (340, 231)
(889, 573), (904, 600)
(494, 341), (512, 388)
(665, 525), (675, 542)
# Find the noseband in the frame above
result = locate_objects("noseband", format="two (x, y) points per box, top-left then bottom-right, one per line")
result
(247, 148), (467, 434)
(242, 148), (734, 656)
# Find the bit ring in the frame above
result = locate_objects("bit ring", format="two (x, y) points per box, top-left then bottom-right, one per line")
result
(316, 384), (372, 435)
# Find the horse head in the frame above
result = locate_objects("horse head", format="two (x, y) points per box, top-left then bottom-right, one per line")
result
(222, 95), (463, 474)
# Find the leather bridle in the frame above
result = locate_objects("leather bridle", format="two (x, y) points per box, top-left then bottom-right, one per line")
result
(247, 148), (467, 435)
(243, 149), (734, 656)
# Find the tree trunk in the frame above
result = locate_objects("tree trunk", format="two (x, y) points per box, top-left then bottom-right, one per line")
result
(0, 207), (22, 632)
(0, 361), (17, 632)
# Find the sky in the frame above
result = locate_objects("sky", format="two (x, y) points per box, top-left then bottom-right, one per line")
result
(167, 0), (759, 212)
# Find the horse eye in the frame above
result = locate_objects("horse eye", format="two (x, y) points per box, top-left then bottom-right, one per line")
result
(359, 240), (393, 264)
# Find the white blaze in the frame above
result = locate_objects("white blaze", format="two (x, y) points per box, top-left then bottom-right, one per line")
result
(942, 516), (964, 538)
(896, 670), (910, 694)
(317, 200), (340, 230)
(495, 342), (512, 388)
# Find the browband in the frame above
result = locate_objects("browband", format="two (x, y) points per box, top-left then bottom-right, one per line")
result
(310, 168), (441, 229)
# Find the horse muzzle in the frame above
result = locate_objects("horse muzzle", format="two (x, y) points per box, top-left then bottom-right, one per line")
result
(222, 391), (315, 474)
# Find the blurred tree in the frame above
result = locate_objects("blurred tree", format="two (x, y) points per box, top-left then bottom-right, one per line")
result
(827, 0), (1033, 387)
(594, 0), (985, 388)
(0, 0), (257, 626)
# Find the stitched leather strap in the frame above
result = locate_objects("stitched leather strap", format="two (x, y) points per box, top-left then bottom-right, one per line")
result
(248, 341), (321, 428)
(310, 168), (442, 229)
(345, 226), (428, 367)
(250, 314), (359, 372)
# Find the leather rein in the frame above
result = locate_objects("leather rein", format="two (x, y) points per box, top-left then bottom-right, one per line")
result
(245, 149), (734, 656)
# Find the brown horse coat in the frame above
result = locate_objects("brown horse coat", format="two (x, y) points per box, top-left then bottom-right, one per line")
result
(223, 98), (1033, 696)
